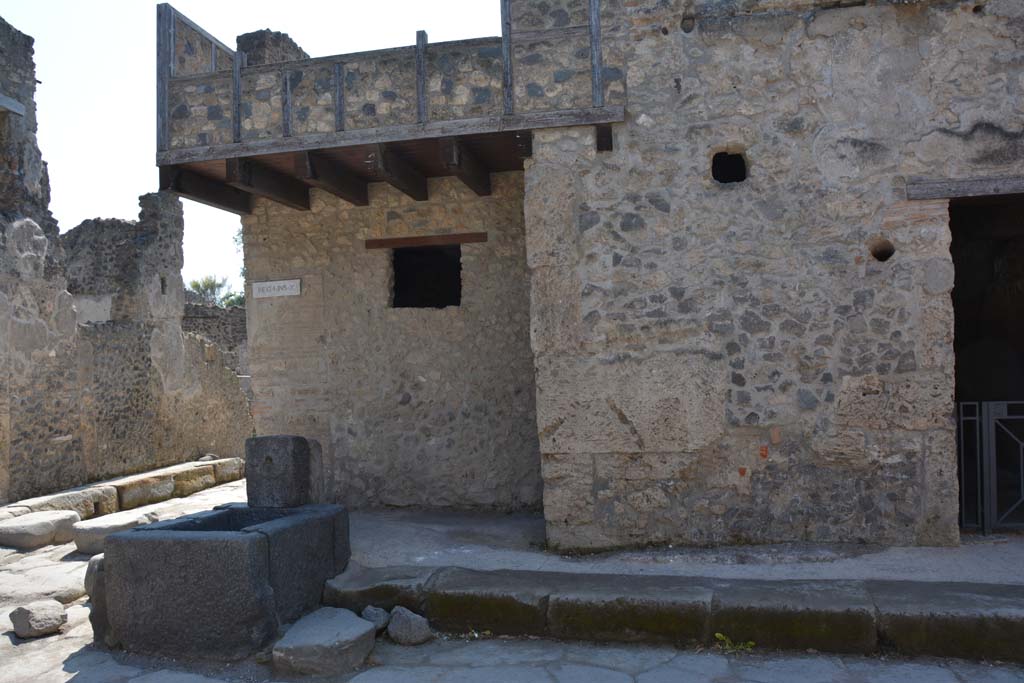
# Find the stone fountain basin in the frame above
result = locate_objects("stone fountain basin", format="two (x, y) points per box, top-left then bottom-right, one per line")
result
(103, 503), (349, 660)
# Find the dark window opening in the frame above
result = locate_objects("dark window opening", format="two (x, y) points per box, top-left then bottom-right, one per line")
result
(160, 275), (168, 295)
(392, 245), (461, 308)
(712, 152), (747, 183)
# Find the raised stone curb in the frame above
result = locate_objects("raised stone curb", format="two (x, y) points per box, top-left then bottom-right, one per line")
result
(869, 580), (1024, 662)
(0, 458), (244, 522)
(272, 607), (375, 675)
(0, 510), (81, 549)
(322, 566), (1024, 662)
(72, 507), (163, 555)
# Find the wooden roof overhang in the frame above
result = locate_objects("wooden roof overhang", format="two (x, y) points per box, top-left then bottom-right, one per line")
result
(155, 3), (625, 215)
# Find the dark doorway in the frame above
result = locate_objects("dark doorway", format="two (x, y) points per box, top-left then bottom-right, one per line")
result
(392, 245), (462, 309)
(951, 193), (1024, 531)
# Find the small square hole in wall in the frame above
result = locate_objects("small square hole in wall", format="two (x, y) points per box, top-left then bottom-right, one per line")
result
(392, 245), (462, 308)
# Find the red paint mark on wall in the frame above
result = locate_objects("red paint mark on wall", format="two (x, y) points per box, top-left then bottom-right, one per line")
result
(759, 445), (769, 459)
(738, 467), (747, 477)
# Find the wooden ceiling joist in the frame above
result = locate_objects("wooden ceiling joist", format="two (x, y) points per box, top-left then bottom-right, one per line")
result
(225, 157), (310, 211)
(293, 151), (369, 207)
(440, 138), (492, 197)
(159, 166), (252, 215)
(368, 144), (427, 202)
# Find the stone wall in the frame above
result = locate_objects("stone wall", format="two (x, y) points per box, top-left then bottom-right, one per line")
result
(243, 174), (541, 510)
(525, 0), (1024, 549)
(182, 303), (248, 375)
(0, 14), (254, 503)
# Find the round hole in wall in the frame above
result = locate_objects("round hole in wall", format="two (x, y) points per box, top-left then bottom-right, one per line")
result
(661, 26), (669, 35)
(868, 237), (895, 262)
(681, 16), (696, 33)
(972, 4), (984, 14)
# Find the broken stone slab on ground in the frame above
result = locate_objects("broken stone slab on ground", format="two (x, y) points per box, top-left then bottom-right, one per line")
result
(0, 510), (80, 549)
(272, 607), (376, 675)
(9, 598), (67, 637)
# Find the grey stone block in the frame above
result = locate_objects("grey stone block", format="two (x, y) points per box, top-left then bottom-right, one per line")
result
(103, 503), (348, 660)
(9, 599), (67, 637)
(387, 606), (433, 645)
(0, 510), (81, 549)
(709, 580), (877, 654)
(84, 553), (104, 596)
(272, 607), (375, 675)
(869, 581), (1024, 663)
(245, 435), (314, 508)
(105, 528), (277, 659)
(73, 508), (161, 555)
(423, 568), (551, 636)
(87, 557), (111, 647)
(548, 575), (712, 645)
(362, 605), (390, 632)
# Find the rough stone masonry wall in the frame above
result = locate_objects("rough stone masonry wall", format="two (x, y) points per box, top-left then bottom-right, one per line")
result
(525, 0), (1024, 549)
(182, 303), (248, 375)
(243, 174), (541, 510)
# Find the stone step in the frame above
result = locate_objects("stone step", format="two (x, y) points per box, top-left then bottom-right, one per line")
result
(323, 564), (1024, 663)
(71, 507), (163, 556)
(272, 607), (376, 676)
(0, 510), (81, 550)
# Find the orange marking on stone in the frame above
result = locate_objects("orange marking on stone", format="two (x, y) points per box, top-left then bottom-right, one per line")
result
(738, 467), (747, 476)
(759, 445), (769, 459)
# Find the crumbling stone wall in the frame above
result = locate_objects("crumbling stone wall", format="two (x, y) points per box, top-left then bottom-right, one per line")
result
(526, 0), (1024, 549)
(182, 303), (248, 375)
(243, 174), (541, 510)
(0, 15), (253, 503)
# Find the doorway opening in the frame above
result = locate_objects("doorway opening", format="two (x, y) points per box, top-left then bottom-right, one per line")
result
(951, 193), (1024, 532)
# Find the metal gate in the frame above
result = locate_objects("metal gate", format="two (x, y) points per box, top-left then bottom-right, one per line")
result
(958, 401), (1024, 533)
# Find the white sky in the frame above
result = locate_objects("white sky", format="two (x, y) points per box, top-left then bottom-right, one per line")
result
(0, 0), (498, 294)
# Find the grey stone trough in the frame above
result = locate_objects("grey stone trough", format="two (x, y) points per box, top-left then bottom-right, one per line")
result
(100, 436), (349, 661)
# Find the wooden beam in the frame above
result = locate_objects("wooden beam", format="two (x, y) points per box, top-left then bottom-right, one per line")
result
(501, 0), (513, 115)
(294, 151), (368, 206)
(231, 50), (246, 143)
(334, 61), (345, 132)
(225, 158), (310, 210)
(439, 138), (492, 196)
(157, 105), (626, 166)
(589, 0), (604, 107)
(156, 4), (173, 152)
(282, 69), (292, 138)
(369, 144), (427, 201)
(907, 175), (1024, 200)
(160, 166), (252, 215)
(416, 31), (428, 124)
(365, 232), (488, 249)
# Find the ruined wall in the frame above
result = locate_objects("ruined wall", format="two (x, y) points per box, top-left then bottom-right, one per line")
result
(243, 174), (541, 510)
(182, 303), (248, 375)
(525, 0), (1024, 549)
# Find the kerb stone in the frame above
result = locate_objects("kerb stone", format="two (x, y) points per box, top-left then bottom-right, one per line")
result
(272, 607), (375, 676)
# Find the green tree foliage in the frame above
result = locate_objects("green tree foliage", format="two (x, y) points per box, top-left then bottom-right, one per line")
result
(187, 275), (230, 306)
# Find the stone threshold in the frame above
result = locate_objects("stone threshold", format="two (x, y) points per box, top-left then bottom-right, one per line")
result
(324, 564), (1024, 663)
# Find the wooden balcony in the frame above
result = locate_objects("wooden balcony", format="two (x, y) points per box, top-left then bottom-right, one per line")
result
(155, 2), (626, 214)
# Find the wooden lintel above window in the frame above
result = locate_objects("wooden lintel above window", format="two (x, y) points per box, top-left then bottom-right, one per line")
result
(364, 232), (488, 250)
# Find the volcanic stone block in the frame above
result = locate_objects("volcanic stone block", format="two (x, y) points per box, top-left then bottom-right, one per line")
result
(104, 527), (278, 659)
(710, 580), (877, 654)
(258, 508), (336, 623)
(245, 435), (314, 508)
(548, 575), (713, 645)
(423, 568), (551, 636)
(72, 507), (162, 555)
(869, 581), (1024, 662)
(272, 607), (375, 676)
(323, 563), (435, 613)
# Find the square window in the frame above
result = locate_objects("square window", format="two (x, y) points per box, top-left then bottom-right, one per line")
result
(392, 245), (461, 308)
